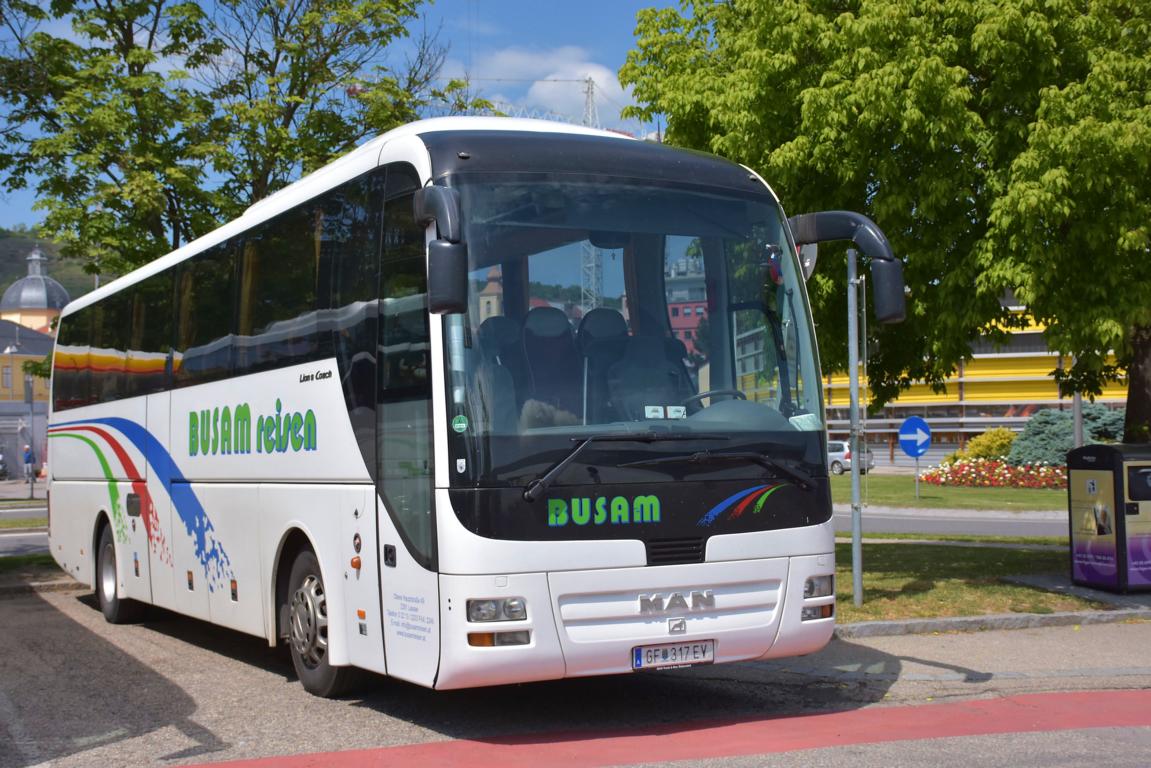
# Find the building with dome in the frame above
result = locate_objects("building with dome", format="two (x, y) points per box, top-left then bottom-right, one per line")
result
(0, 246), (64, 480)
(1, 245), (71, 334)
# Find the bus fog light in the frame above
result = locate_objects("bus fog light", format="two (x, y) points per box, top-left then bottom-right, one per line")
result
(467, 597), (528, 622)
(804, 575), (833, 599)
(503, 597), (527, 620)
(494, 631), (530, 646)
(801, 605), (834, 621)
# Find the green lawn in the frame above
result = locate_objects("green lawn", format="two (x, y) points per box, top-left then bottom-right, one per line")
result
(834, 541), (1100, 623)
(831, 473), (1066, 511)
(0, 517), (45, 530)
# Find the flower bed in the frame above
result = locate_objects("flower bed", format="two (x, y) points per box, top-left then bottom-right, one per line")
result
(919, 457), (1067, 489)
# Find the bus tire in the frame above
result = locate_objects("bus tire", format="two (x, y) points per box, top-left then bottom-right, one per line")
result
(96, 524), (146, 624)
(286, 548), (359, 698)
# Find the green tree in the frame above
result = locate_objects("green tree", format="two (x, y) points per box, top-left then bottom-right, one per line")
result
(0, 0), (478, 273)
(621, 0), (1151, 440)
(0, 0), (227, 274)
(202, 0), (474, 210)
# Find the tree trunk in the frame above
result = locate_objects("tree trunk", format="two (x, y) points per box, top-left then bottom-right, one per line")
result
(1124, 324), (1151, 443)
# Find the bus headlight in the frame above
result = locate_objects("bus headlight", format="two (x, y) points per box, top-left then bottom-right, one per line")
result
(467, 597), (527, 622)
(804, 575), (834, 599)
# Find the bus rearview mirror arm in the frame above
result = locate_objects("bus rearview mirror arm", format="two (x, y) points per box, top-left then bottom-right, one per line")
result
(787, 210), (906, 324)
(414, 186), (468, 314)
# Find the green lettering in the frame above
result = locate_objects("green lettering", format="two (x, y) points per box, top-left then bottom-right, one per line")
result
(548, 499), (568, 527)
(610, 496), (629, 524)
(594, 496), (608, 524)
(211, 407), (220, 455)
(220, 406), (232, 455)
(302, 410), (317, 450)
(290, 412), (304, 451)
(572, 498), (590, 525)
(199, 409), (211, 456)
(233, 404), (251, 454)
(633, 495), (661, 523)
(263, 414), (276, 453)
(275, 399), (289, 453)
(188, 411), (198, 456)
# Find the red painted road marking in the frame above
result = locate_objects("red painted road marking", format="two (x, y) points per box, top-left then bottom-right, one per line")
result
(190, 689), (1151, 768)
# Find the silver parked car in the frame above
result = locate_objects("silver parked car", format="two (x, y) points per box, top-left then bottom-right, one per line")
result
(827, 440), (875, 475)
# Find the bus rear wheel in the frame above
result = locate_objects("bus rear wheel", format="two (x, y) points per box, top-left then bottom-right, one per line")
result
(286, 548), (359, 698)
(96, 524), (145, 624)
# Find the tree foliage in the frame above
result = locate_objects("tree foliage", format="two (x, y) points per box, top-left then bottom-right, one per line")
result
(0, 0), (476, 274)
(621, 0), (1151, 440)
(1007, 405), (1126, 466)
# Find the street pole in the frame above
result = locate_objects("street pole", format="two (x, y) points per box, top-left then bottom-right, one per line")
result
(24, 373), (33, 500)
(847, 248), (863, 607)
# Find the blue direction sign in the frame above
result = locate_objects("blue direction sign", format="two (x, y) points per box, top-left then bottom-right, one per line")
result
(899, 416), (932, 458)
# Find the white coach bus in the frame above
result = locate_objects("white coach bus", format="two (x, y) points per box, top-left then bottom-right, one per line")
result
(47, 117), (904, 696)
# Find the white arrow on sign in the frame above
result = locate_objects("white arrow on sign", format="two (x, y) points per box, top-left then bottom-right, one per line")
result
(900, 428), (929, 445)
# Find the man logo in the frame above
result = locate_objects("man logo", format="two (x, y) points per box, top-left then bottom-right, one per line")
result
(638, 590), (715, 614)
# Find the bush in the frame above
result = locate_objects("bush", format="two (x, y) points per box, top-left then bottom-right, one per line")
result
(963, 427), (1016, 460)
(1008, 406), (1127, 466)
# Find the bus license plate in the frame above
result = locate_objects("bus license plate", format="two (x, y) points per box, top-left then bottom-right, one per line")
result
(632, 640), (715, 670)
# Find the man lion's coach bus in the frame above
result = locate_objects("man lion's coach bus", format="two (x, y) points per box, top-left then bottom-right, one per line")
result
(48, 118), (904, 696)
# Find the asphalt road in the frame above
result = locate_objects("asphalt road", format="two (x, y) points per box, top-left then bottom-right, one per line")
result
(834, 506), (1066, 538)
(1, 588), (1148, 767)
(0, 531), (47, 557)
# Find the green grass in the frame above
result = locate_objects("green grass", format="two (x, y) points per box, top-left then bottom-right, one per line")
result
(835, 541), (1101, 623)
(831, 473), (1066, 511)
(0, 553), (56, 574)
(841, 532), (1068, 547)
(0, 517), (46, 530)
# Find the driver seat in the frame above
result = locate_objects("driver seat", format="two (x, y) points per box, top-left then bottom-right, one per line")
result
(606, 335), (695, 421)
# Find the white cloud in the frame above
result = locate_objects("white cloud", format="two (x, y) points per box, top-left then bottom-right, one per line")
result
(454, 45), (646, 134)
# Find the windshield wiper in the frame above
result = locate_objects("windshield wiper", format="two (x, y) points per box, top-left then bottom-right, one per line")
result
(620, 450), (814, 490)
(522, 433), (729, 502)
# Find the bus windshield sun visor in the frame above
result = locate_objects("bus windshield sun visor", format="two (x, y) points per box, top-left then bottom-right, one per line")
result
(620, 450), (814, 490)
(522, 433), (729, 502)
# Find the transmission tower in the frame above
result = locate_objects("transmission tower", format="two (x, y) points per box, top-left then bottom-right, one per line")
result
(580, 76), (603, 314)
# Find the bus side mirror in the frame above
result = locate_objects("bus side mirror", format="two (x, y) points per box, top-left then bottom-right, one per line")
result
(414, 186), (468, 315)
(869, 257), (906, 324)
(788, 210), (906, 324)
(427, 241), (468, 314)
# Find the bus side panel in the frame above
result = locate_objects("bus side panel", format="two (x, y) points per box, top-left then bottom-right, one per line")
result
(339, 485), (386, 675)
(195, 483), (264, 637)
(48, 398), (153, 603)
(46, 480), (100, 586)
(145, 392), (177, 612)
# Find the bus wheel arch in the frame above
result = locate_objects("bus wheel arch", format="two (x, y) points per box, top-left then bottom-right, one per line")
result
(93, 514), (145, 624)
(273, 531), (360, 698)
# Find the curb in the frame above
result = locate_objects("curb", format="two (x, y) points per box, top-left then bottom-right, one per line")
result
(835, 608), (1151, 639)
(0, 527), (46, 535)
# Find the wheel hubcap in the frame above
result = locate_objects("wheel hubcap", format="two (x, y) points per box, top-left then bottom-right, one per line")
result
(289, 574), (328, 668)
(99, 539), (116, 603)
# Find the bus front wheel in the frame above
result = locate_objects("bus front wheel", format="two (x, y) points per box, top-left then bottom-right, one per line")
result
(96, 524), (145, 624)
(286, 549), (359, 697)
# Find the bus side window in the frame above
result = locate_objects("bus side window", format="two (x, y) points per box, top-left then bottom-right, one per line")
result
(377, 167), (435, 568)
(53, 307), (93, 410)
(174, 243), (235, 388)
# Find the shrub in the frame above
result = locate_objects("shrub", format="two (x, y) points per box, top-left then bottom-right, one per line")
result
(963, 427), (1016, 460)
(1008, 406), (1127, 466)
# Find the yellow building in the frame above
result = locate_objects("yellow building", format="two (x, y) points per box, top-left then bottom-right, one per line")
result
(0, 246), (70, 334)
(824, 322), (1126, 465)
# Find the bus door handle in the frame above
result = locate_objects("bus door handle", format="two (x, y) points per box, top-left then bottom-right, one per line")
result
(126, 493), (141, 517)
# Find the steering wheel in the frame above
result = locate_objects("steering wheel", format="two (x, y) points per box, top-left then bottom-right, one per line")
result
(681, 389), (747, 408)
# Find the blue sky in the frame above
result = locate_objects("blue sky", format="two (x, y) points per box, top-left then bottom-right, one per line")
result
(0, 0), (670, 231)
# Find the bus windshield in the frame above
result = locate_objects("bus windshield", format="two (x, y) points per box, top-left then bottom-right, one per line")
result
(444, 173), (824, 487)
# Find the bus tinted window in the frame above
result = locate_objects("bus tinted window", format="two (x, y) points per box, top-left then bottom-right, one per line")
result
(175, 243), (235, 388)
(91, 292), (130, 402)
(377, 167), (434, 567)
(236, 206), (321, 376)
(127, 270), (173, 397)
(53, 308), (92, 411)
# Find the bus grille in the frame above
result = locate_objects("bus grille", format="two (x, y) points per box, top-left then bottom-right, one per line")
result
(645, 537), (705, 566)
